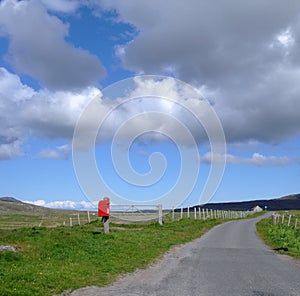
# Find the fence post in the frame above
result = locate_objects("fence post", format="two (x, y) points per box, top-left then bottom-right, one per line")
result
(180, 207), (183, 219)
(77, 212), (81, 225)
(194, 207), (197, 220)
(158, 204), (163, 225)
(187, 206), (190, 218)
(87, 211), (91, 223)
(282, 215), (285, 224)
(288, 215), (292, 227)
(172, 206), (174, 222)
(199, 207), (201, 219)
(295, 219), (298, 229)
(70, 217), (72, 227)
(104, 219), (109, 234)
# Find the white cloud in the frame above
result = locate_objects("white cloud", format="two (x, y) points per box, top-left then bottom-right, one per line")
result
(201, 152), (291, 166)
(23, 199), (96, 210)
(73, 76), (223, 150)
(0, 0), (105, 90)
(40, 0), (80, 13)
(0, 67), (102, 159)
(277, 28), (295, 47)
(37, 144), (71, 159)
(0, 140), (23, 160)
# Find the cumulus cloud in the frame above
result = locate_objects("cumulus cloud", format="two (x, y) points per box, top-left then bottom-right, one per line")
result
(0, 67), (102, 159)
(1, 0), (300, 161)
(37, 144), (71, 159)
(23, 199), (96, 210)
(201, 152), (291, 166)
(0, 140), (23, 160)
(40, 0), (80, 13)
(73, 76), (224, 151)
(95, 0), (300, 144)
(0, 0), (105, 90)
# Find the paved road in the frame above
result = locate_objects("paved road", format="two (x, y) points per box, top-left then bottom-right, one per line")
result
(70, 214), (300, 296)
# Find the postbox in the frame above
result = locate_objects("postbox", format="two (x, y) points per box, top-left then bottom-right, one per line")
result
(98, 197), (110, 217)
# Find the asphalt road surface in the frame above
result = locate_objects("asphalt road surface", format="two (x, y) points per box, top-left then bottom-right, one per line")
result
(70, 213), (300, 296)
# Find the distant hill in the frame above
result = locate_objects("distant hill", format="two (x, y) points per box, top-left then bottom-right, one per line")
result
(0, 196), (22, 203)
(195, 194), (300, 211)
(173, 194), (300, 212)
(0, 196), (79, 216)
(0, 196), (53, 215)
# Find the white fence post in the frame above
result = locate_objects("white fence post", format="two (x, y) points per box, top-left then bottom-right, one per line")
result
(194, 207), (197, 220)
(104, 219), (109, 234)
(199, 207), (201, 219)
(288, 215), (292, 227)
(172, 206), (175, 222)
(181, 207), (183, 219)
(187, 206), (190, 218)
(282, 215), (285, 224)
(87, 211), (91, 223)
(158, 204), (163, 225)
(70, 217), (72, 227)
(77, 212), (81, 225)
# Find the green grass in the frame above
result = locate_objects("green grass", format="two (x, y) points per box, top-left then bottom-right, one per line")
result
(0, 212), (98, 229)
(256, 212), (300, 258)
(0, 218), (221, 296)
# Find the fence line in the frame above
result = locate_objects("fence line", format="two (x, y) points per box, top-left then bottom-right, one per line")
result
(272, 213), (299, 229)
(171, 207), (251, 221)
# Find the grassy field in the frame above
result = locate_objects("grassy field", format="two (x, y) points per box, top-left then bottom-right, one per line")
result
(0, 200), (99, 229)
(256, 211), (300, 258)
(0, 217), (223, 296)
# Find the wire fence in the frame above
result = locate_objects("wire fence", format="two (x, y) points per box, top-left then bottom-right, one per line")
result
(0, 205), (258, 229)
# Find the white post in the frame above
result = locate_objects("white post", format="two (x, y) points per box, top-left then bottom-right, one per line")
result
(206, 208), (209, 218)
(70, 217), (72, 227)
(187, 206), (190, 218)
(103, 219), (109, 234)
(194, 207), (197, 220)
(87, 211), (91, 223)
(199, 207), (201, 219)
(77, 212), (80, 225)
(288, 215), (292, 227)
(158, 204), (163, 225)
(172, 206), (175, 222)
(210, 209), (213, 219)
(180, 207), (183, 219)
(282, 215), (285, 224)
(203, 208), (206, 219)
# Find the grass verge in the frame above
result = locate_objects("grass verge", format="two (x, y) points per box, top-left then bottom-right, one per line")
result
(256, 213), (300, 258)
(0, 218), (221, 296)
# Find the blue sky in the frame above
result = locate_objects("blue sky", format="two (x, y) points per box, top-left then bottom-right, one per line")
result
(0, 0), (300, 210)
